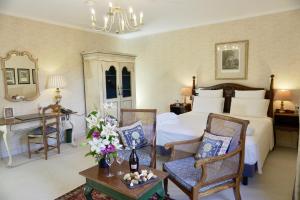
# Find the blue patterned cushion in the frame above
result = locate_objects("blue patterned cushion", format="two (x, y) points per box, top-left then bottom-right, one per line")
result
(195, 131), (232, 159)
(31, 126), (57, 135)
(119, 121), (147, 149)
(118, 146), (151, 166)
(163, 156), (233, 192)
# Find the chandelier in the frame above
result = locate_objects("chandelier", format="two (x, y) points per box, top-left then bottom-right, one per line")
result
(86, 0), (144, 34)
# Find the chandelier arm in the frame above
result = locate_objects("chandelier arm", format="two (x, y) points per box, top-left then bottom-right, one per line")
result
(124, 12), (137, 31)
(117, 12), (122, 33)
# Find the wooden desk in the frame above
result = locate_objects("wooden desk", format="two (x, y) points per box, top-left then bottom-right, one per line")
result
(0, 112), (76, 167)
(79, 161), (168, 200)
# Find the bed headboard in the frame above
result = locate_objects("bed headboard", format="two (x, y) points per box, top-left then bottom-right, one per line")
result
(192, 75), (275, 118)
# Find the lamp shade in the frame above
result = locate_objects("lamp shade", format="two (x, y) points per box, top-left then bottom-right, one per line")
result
(180, 87), (192, 96)
(47, 75), (66, 89)
(274, 89), (292, 101)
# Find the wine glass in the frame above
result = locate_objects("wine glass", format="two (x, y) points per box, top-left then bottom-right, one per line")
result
(105, 154), (114, 177)
(116, 152), (125, 175)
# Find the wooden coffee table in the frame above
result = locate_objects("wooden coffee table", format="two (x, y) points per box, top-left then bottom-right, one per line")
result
(79, 161), (168, 200)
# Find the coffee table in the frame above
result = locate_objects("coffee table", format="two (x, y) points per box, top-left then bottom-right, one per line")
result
(79, 161), (168, 200)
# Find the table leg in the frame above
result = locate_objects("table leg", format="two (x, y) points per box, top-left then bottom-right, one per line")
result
(83, 183), (94, 200)
(0, 125), (12, 167)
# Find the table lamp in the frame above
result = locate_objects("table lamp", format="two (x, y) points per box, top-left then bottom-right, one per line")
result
(180, 87), (192, 104)
(47, 75), (66, 104)
(274, 89), (292, 113)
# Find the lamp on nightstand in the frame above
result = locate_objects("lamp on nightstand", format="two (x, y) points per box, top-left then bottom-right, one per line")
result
(47, 75), (66, 104)
(180, 87), (192, 105)
(274, 89), (292, 113)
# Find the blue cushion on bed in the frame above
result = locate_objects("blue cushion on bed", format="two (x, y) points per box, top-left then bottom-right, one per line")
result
(195, 131), (232, 159)
(119, 121), (147, 149)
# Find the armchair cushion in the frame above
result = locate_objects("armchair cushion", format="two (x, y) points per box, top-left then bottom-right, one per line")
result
(163, 156), (233, 192)
(195, 131), (232, 159)
(119, 121), (147, 149)
(118, 146), (152, 167)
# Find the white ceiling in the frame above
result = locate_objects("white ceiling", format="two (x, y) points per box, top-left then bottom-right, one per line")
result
(0, 0), (299, 39)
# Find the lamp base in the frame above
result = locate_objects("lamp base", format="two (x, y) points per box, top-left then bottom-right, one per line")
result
(54, 88), (62, 104)
(279, 101), (285, 113)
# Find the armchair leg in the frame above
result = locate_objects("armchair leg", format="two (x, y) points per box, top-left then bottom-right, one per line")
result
(233, 178), (241, 200)
(191, 189), (199, 200)
(56, 132), (60, 154)
(44, 138), (48, 160)
(27, 138), (31, 159)
(163, 177), (168, 195)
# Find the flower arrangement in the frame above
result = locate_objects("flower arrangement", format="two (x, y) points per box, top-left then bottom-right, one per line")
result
(84, 103), (122, 162)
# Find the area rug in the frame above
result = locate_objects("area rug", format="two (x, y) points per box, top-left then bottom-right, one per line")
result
(55, 185), (174, 200)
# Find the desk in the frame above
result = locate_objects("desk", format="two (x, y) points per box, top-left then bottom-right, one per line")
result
(0, 112), (76, 167)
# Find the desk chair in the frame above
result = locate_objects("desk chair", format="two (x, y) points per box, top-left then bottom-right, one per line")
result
(27, 104), (61, 160)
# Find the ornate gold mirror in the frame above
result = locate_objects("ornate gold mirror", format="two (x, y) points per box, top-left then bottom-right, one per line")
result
(1, 50), (40, 101)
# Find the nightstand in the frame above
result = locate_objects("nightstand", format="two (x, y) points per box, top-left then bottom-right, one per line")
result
(274, 111), (299, 147)
(170, 103), (191, 115)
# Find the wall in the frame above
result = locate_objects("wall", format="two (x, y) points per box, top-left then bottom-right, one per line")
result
(123, 9), (300, 113)
(0, 14), (122, 156)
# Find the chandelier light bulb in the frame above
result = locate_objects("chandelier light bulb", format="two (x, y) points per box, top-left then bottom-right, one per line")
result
(140, 12), (143, 24)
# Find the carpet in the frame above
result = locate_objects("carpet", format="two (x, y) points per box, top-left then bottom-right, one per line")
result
(55, 185), (174, 200)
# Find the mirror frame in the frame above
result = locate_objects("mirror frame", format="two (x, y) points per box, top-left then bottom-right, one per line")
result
(0, 50), (40, 102)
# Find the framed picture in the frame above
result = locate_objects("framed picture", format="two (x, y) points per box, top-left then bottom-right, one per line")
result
(215, 40), (249, 80)
(17, 68), (30, 84)
(3, 107), (14, 119)
(5, 68), (16, 85)
(32, 69), (36, 84)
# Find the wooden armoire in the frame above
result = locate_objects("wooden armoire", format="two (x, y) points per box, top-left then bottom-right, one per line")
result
(82, 51), (136, 119)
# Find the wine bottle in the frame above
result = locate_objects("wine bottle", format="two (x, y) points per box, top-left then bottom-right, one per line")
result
(129, 141), (139, 173)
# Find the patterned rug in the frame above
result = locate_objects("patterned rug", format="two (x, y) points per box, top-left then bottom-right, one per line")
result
(55, 185), (174, 200)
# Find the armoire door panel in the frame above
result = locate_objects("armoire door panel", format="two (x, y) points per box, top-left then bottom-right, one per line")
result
(120, 100), (132, 109)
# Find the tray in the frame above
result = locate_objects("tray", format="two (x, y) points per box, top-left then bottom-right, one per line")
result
(121, 177), (160, 189)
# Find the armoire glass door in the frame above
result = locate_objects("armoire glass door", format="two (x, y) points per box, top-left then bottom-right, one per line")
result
(105, 66), (117, 99)
(121, 66), (131, 98)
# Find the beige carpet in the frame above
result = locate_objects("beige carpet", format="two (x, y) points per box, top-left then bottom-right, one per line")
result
(0, 145), (297, 200)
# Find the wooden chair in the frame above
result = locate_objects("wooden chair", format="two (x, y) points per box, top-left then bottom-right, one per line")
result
(119, 108), (157, 169)
(163, 113), (249, 200)
(27, 104), (61, 160)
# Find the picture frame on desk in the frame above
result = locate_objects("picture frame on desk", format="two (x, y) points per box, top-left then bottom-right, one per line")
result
(3, 107), (14, 119)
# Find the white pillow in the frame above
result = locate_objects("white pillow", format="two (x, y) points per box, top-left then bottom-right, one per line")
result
(196, 89), (223, 98)
(230, 98), (270, 117)
(235, 90), (266, 99)
(193, 96), (224, 113)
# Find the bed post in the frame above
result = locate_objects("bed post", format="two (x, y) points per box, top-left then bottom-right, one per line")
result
(192, 76), (196, 95)
(268, 74), (275, 118)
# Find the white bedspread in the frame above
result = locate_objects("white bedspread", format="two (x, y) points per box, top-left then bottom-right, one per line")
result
(157, 111), (274, 174)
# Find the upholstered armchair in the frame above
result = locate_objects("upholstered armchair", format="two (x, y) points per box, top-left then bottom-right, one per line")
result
(163, 113), (249, 200)
(118, 108), (157, 169)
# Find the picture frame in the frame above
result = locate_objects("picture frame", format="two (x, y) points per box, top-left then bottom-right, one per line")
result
(32, 69), (36, 84)
(3, 107), (14, 119)
(17, 68), (30, 84)
(5, 68), (16, 85)
(215, 40), (249, 80)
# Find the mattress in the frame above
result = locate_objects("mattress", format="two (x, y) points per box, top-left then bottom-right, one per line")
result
(157, 111), (274, 174)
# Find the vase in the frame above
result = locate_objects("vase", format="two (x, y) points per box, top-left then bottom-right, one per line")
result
(98, 157), (109, 168)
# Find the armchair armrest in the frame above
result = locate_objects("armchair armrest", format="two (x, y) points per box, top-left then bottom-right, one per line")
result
(194, 147), (242, 168)
(164, 137), (202, 161)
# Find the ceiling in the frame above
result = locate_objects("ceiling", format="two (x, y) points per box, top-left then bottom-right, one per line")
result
(0, 0), (299, 39)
